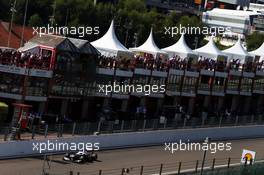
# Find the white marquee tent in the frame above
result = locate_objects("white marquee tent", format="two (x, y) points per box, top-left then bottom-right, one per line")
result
(223, 38), (253, 64)
(194, 37), (227, 62)
(162, 34), (197, 59)
(129, 29), (167, 58)
(91, 20), (133, 58)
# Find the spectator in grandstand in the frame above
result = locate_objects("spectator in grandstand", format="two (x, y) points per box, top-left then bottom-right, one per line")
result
(0, 49), (52, 70)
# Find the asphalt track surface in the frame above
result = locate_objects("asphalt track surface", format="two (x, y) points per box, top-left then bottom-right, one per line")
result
(1, 138), (264, 175)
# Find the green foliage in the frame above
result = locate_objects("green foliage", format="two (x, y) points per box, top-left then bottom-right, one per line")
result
(174, 15), (205, 49)
(246, 32), (264, 51)
(28, 14), (43, 27)
(200, 38), (231, 50)
(0, 0), (205, 48)
(117, 0), (146, 12)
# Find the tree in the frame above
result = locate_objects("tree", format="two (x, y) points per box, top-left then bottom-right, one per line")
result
(175, 15), (205, 49)
(0, 0), (206, 49)
(28, 13), (43, 27)
(246, 32), (264, 51)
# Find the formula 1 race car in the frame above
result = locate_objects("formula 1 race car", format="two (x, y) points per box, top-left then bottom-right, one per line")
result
(63, 150), (98, 163)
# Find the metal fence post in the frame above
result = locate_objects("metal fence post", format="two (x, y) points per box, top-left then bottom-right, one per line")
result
(240, 115), (245, 125)
(32, 125), (36, 139)
(202, 117), (205, 127)
(227, 157), (231, 168)
(57, 124), (60, 138)
(82, 123), (88, 135)
(72, 123), (76, 136)
(219, 116), (223, 127)
(183, 118), (187, 128)
(97, 121), (101, 132)
(251, 115), (254, 124)
(130, 120), (133, 131)
(60, 124), (64, 137)
(212, 158), (215, 171)
(159, 164), (163, 175)
(57, 124), (63, 137)
(250, 158), (253, 165)
(121, 168), (124, 175)
(235, 115), (239, 126)
(131, 120), (137, 131)
(173, 118), (178, 129)
(98, 170), (102, 175)
(244, 157), (248, 167)
(164, 118), (167, 129)
(86, 122), (92, 134)
(178, 162), (182, 175)
(44, 124), (48, 138)
(110, 121), (114, 133)
(121, 120), (124, 132)
(4, 127), (9, 141)
(258, 114), (263, 124)
(152, 119), (156, 130)
(140, 166), (144, 175)
(142, 120), (146, 131)
(195, 160), (199, 173)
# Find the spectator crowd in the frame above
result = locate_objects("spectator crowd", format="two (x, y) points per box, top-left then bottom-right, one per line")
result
(0, 48), (260, 72)
(0, 49), (51, 70)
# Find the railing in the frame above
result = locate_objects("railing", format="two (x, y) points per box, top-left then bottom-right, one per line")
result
(198, 83), (210, 91)
(26, 87), (47, 96)
(0, 114), (263, 142)
(43, 156), (264, 175)
(0, 84), (47, 97)
(0, 55), (52, 70)
(0, 84), (22, 94)
(212, 85), (225, 92)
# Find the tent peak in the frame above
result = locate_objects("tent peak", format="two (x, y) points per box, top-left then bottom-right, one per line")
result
(162, 32), (194, 58)
(223, 38), (250, 59)
(209, 36), (216, 43)
(91, 19), (130, 56)
(194, 36), (225, 59)
(129, 29), (167, 56)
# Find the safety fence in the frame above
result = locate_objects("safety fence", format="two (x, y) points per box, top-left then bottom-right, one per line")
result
(43, 157), (264, 175)
(0, 114), (264, 141)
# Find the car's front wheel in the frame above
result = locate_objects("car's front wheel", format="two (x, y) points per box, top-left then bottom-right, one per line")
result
(91, 153), (98, 161)
(63, 157), (71, 161)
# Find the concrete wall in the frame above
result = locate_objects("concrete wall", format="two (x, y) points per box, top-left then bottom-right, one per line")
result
(1, 125), (264, 159)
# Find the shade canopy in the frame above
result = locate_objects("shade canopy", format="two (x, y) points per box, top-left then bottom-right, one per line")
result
(91, 20), (132, 58)
(18, 42), (40, 53)
(162, 34), (196, 58)
(223, 38), (253, 64)
(129, 29), (167, 58)
(0, 102), (8, 108)
(194, 37), (227, 61)
(249, 42), (264, 62)
(69, 38), (100, 55)
(27, 34), (79, 53)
